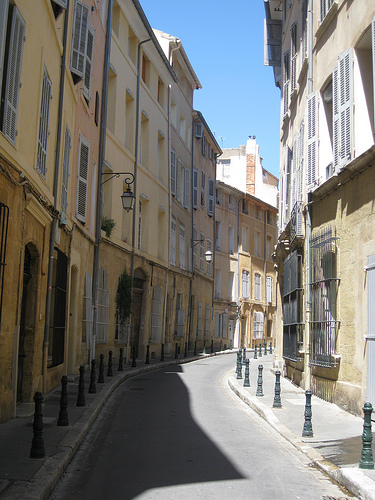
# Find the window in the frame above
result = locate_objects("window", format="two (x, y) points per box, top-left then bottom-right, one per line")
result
(201, 170), (206, 207)
(242, 270), (249, 299)
(310, 226), (339, 366)
(61, 126), (71, 211)
(216, 188), (222, 205)
(228, 225), (235, 254)
(83, 24), (94, 102)
(215, 312), (228, 338)
(197, 302), (202, 340)
(171, 150), (176, 196)
(201, 135), (206, 156)
(307, 92), (318, 190)
(215, 221), (221, 251)
(0, 4), (25, 144)
(254, 312), (264, 340)
(242, 227), (247, 252)
(128, 26), (137, 65)
(37, 68), (52, 178)
(141, 52), (150, 86)
(70, 1), (89, 84)
(175, 293), (184, 337)
(151, 287), (162, 343)
(51, 0), (68, 19)
(254, 231), (259, 257)
(140, 111), (149, 167)
(221, 159), (231, 177)
(283, 50), (290, 117)
(228, 271), (235, 301)
(283, 250), (303, 361)
(320, 0), (335, 23)
(179, 223), (185, 270)
(229, 193), (235, 211)
(170, 217), (176, 265)
(242, 199), (248, 214)
(96, 268), (109, 344)
(76, 135), (90, 222)
(267, 236), (271, 260)
(215, 269), (222, 299)
(179, 113), (186, 141)
(193, 168), (198, 209)
(204, 304), (209, 339)
(184, 167), (190, 210)
(208, 178), (215, 216)
(176, 158), (181, 202)
(254, 273), (261, 300)
(301, 0), (308, 62)
(267, 211), (272, 225)
(157, 78), (165, 108)
(124, 89), (134, 151)
(157, 130), (165, 180)
(267, 276), (273, 303)
(290, 23), (297, 94)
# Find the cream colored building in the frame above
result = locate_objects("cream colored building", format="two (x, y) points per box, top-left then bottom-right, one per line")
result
(265, 0), (375, 415)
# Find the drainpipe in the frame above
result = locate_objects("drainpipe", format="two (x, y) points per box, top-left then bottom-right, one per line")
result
(92, 0), (113, 364)
(305, 0), (313, 390)
(264, 209), (268, 343)
(236, 195), (243, 349)
(42, 0), (70, 392)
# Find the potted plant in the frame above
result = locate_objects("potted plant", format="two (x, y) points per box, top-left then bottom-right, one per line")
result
(101, 216), (116, 237)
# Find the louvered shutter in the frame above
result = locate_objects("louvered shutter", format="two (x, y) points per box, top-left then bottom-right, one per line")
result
(267, 276), (273, 303)
(61, 127), (71, 210)
(70, 1), (89, 81)
(338, 49), (353, 170)
(37, 68), (52, 178)
(76, 135), (90, 222)
(193, 168), (198, 209)
(201, 170), (205, 206)
(298, 120), (304, 202)
(83, 24), (94, 101)
(332, 66), (340, 172)
(283, 51), (290, 117)
(0, 0), (9, 101)
(208, 178), (214, 216)
(307, 92), (318, 191)
(151, 286), (162, 343)
(291, 135), (298, 211)
(170, 150), (176, 196)
(53, 0), (68, 7)
(372, 18), (375, 135)
(84, 272), (93, 345)
(301, 0), (308, 62)
(184, 167), (190, 209)
(291, 23), (297, 93)
(3, 6), (25, 143)
(176, 158), (181, 202)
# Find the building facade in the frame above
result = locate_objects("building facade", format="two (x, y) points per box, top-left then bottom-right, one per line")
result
(265, 0), (375, 415)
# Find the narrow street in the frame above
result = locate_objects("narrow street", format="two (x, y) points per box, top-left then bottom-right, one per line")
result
(50, 354), (351, 500)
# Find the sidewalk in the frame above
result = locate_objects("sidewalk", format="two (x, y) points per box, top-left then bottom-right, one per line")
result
(227, 351), (375, 500)
(0, 350), (217, 500)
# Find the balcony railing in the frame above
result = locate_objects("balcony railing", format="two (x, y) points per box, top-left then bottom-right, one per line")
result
(290, 201), (303, 242)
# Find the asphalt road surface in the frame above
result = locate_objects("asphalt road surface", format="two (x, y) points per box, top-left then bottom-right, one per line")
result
(50, 354), (353, 499)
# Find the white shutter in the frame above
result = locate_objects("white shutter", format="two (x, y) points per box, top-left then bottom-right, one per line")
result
(61, 126), (71, 210)
(338, 49), (353, 170)
(208, 178), (214, 216)
(3, 6), (25, 143)
(283, 50), (290, 117)
(291, 134), (298, 210)
(193, 168), (198, 209)
(307, 92), (318, 191)
(53, 0), (68, 8)
(372, 17), (375, 135)
(83, 23), (94, 101)
(0, 0), (9, 101)
(170, 150), (176, 196)
(184, 167), (190, 209)
(298, 120), (304, 202)
(76, 135), (90, 222)
(70, 0), (89, 80)
(290, 23), (297, 93)
(37, 68), (52, 178)
(267, 276), (273, 303)
(176, 158), (181, 202)
(332, 66), (340, 172)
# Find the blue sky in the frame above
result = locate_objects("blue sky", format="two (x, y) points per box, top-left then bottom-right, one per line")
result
(140, 0), (281, 178)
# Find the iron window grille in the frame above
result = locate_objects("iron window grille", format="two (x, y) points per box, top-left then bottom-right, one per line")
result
(283, 250), (303, 362)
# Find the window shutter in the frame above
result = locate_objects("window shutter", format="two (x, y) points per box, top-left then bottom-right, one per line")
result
(84, 272), (93, 345)
(283, 50), (290, 117)
(170, 150), (176, 196)
(290, 23), (297, 93)
(61, 126), (71, 211)
(338, 49), (353, 170)
(307, 92), (318, 191)
(37, 68), (52, 178)
(151, 286), (162, 343)
(176, 158), (181, 202)
(0, 0), (9, 101)
(372, 17), (375, 136)
(170, 217), (176, 265)
(332, 66), (340, 172)
(53, 0), (68, 8)
(83, 24), (94, 101)
(208, 178), (214, 216)
(184, 167), (190, 209)
(76, 135), (90, 222)
(193, 168), (198, 209)
(267, 276), (273, 303)
(298, 120), (304, 202)
(301, 0), (308, 62)
(201, 170), (205, 207)
(291, 134), (299, 210)
(70, 0), (89, 81)
(3, 6), (25, 143)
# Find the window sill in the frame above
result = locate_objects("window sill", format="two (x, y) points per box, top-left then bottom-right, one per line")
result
(315, 2), (338, 41)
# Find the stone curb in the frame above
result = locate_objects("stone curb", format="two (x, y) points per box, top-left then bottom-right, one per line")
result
(227, 371), (375, 500)
(2, 350), (230, 500)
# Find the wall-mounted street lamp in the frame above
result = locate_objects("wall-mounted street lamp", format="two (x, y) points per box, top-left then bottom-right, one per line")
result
(192, 239), (213, 263)
(102, 172), (135, 212)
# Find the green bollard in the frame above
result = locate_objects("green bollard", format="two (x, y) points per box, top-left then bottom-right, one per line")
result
(243, 359), (250, 387)
(273, 370), (282, 408)
(302, 390), (314, 437)
(211, 339), (214, 354)
(203, 340), (206, 355)
(258, 343), (262, 357)
(220, 340), (223, 351)
(230, 339), (233, 350)
(242, 347), (246, 365)
(145, 345), (150, 364)
(269, 341), (273, 355)
(160, 343), (165, 362)
(174, 342), (178, 359)
(236, 355), (243, 379)
(184, 341), (188, 358)
(359, 402), (374, 469)
(254, 344), (258, 359)
(252, 339), (254, 349)
(194, 340), (197, 356)
(235, 351), (240, 374)
(256, 364), (264, 396)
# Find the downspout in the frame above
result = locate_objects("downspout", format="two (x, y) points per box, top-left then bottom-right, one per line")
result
(264, 209), (268, 344)
(127, 37), (151, 364)
(237, 195), (243, 349)
(42, 0), (70, 392)
(305, 0), (313, 390)
(92, 0), (113, 364)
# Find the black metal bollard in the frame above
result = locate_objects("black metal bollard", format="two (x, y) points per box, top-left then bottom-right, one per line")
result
(211, 339), (214, 354)
(160, 343), (165, 362)
(76, 365), (86, 407)
(256, 364), (264, 396)
(302, 390), (314, 437)
(184, 341), (188, 358)
(252, 339), (254, 349)
(145, 345), (150, 364)
(107, 350), (113, 376)
(194, 340), (197, 356)
(235, 351), (240, 373)
(258, 343), (262, 357)
(236, 354), (243, 380)
(359, 402), (374, 469)
(273, 370), (282, 408)
(242, 347), (246, 365)
(230, 339), (233, 350)
(98, 354), (105, 383)
(243, 359), (250, 387)
(88, 359), (96, 394)
(132, 346), (137, 367)
(58, 375), (69, 426)
(174, 342), (178, 359)
(264, 342), (267, 356)
(203, 339), (206, 355)
(118, 347), (124, 371)
(30, 392), (45, 459)
(254, 344), (258, 359)
(269, 341), (273, 354)
(220, 340), (223, 351)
